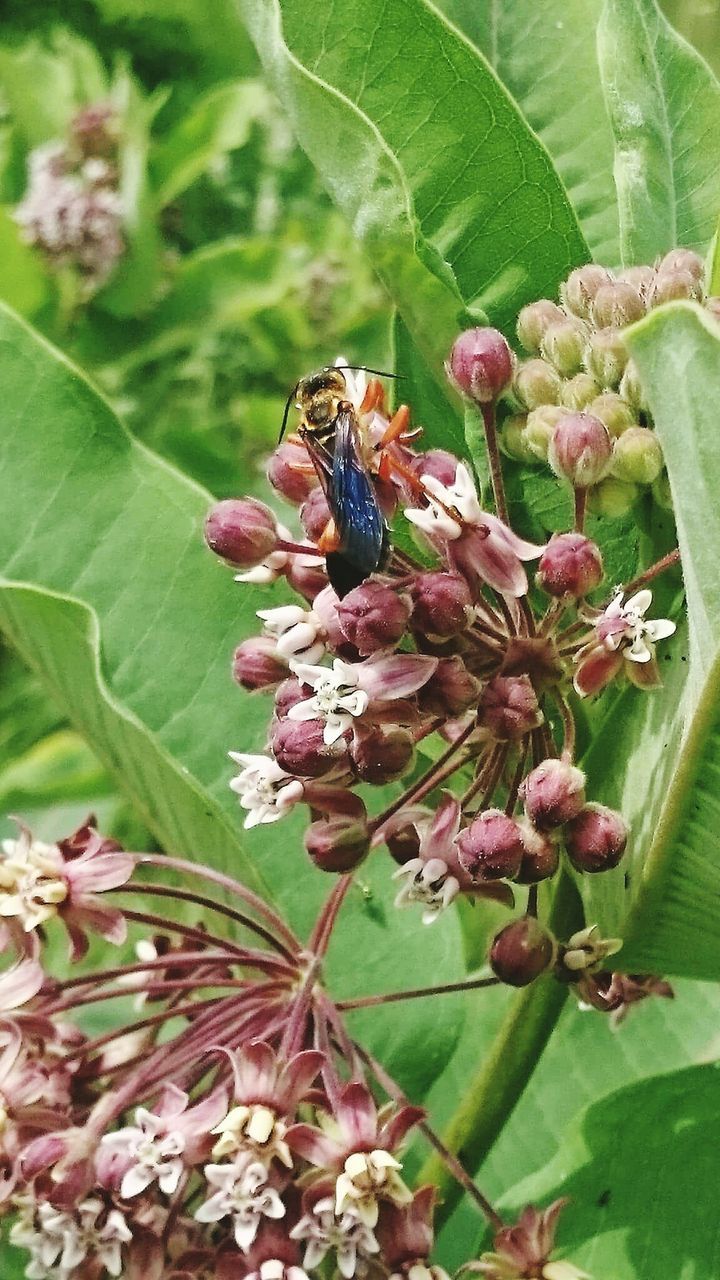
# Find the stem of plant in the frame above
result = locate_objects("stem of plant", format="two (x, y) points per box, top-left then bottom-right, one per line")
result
(481, 403), (509, 525)
(417, 872), (582, 1227)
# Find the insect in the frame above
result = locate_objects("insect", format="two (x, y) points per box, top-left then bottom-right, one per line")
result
(280, 365), (412, 598)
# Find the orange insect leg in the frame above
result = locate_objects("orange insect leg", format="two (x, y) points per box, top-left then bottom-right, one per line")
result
(378, 404), (411, 447)
(317, 518), (341, 553)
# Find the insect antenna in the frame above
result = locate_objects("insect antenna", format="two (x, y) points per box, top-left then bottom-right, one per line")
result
(278, 384), (299, 444)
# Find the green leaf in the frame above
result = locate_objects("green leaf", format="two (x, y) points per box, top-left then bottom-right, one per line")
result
(238, 0), (588, 395)
(597, 0), (720, 263)
(391, 311), (466, 459)
(0, 208), (49, 317)
(570, 301), (720, 977)
(0, 30), (107, 147)
(436, 977), (720, 1264)
(96, 68), (165, 317)
(151, 82), (269, 207)
(492, 1063), (720, 1277)
(0, 302), (466, 1094)
(436, 0), (619, 263)
(0, 729), (110, 812)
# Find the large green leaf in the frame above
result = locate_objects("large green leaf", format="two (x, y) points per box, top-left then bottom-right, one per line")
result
(436, 0), (619, 263)
(237, 0), (588, 392)
(582, 301), (720, 976)
(489, 1063), (720, 1277)
(0, 302), (465, 1093)
(597, 0), (720, 263)
(436, 978), (720, 1264)
(151, 81), (269, 207)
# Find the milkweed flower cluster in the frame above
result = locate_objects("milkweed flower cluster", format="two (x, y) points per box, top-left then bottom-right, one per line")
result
(14, 102), (124, 290)
(207, 322), (679, 996)
(0, 815), (588, 1280)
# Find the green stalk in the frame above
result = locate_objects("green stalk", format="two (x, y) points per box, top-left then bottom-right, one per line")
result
(418, 874), (582, 1224)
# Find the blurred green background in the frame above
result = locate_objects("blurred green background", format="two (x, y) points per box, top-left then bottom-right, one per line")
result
(0, 0), (715, 848)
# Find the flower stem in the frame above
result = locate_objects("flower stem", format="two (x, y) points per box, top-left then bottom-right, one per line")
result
(336, 975), (499, 1010)
(416, 872), (582, 1227)
(357, 1043), (504, 1231)
(115, 881), (296, 958)
(574, 486), (586, 532)
(621, 546), (681, 597)
(481, 403), (509, 525)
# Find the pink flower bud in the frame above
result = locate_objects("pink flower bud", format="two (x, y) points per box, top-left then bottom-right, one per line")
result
(659, 247), (704, 279)
(490, 916), (556, 986)
(286, 557), (328, 601)
(591, 281), (646, 328)
(418, 656), (482, 717)
(521, 758), (586, 830)
(305, 816), (370, 872)
(650, 269), (703, 306)
(566, 803), (628, 873)
(385, 822), (422, 866)
(267, 441), (319, 504)
(232, 638), (289, 691)
(478, 674), (543, 740)
(548, 412), (612, 488)
(351, 725), (415, 784)
(300, 486), (333, 542)
(274, 676), (306, 717)
(271, 718), (346, 777)
(515, 819), (560, 883)
(411, 449), (461, 487)
(561, 264), (614, 318)
(618, 264), (656, 297)
(204, 498), (278, 568)
(456, 809), (525, 880)
(516, 299), (565, 354)
(337, 581), (412, 655)
(537, 533), (603, 598)
(411, 571), (472, 637)
(448, 327), (514, 403)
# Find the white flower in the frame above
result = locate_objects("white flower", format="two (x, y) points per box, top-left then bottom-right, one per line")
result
(405, 462), (483, 541)
(11, 1197), (131, 1279)
(290, 1194), (380, 1278)
(100, 1107), (186, 1198)
(257, 604), (326, 665)
(599, 588), (676, 662)
(0, 830), (67, 932)
(334, 1149), (411, 1228)
(212, 1102), (292, 1167)
(334, 357), (368, 412)
(229, 753), (304, 828)
(247, 1261), (310, 1280)
(235, 523), (320, 586)
(288, 659), (369, 746)
(392, 856), (460, 925)
(195, 1152), (285, 1251)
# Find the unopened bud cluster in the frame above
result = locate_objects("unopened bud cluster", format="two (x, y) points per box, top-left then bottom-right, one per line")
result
(503, 249), (712, 515)
(14, 102), (124, 290)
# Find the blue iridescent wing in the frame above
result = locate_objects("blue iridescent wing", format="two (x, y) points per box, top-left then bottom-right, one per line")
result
(329, 410), (387, 578)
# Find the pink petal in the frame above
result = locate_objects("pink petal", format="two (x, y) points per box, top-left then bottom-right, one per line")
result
(235, 1040), (279, 1100)
(279, 1049), (325, 1111)
(286, 1122), (342, 1168)
(482, 512), (545, 562)
(0, 960), (43, 1011)
(358, 655), (438, 700)
(379, 1103), (424, 1151)
(423, 792), (461, 859)
(67, 851), (134, 894)
(67, 901), (127, 948)
(337, 1080), (378, 1147)
(184, 1085), (229, 1135)
(625, 654), (663, 689)
(573, 645), (624, 697)
(453, 529), (528, 597)
(156, 1083), (189, 1120)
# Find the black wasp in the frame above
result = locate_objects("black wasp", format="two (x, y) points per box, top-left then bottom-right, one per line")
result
(280, 365), (411, 599)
